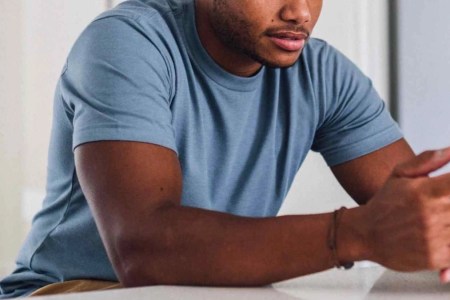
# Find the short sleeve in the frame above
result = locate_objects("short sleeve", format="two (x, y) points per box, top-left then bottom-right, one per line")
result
(310, 42), (403, 166)
(61, 15), (177, 153)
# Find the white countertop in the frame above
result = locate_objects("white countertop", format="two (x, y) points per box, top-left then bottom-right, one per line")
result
(33, 265), (450, 300)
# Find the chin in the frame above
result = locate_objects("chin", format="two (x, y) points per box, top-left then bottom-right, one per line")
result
(253, 47), (303, 68)
(261, 54), (302, 69)
(244, 45), (303, 69)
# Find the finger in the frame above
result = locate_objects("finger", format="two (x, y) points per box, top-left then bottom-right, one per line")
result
(429, 173), (450, 197)
(394, 147), (450, 178)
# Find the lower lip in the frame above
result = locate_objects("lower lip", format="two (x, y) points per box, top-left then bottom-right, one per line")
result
(269, 37), (305, 52)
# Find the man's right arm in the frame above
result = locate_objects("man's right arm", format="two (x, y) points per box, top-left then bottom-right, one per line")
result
(75, 141), (368, 286)
(75, 141), (450, 287)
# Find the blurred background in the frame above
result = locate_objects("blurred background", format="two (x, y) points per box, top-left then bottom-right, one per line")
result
(1, 0), (449, 277)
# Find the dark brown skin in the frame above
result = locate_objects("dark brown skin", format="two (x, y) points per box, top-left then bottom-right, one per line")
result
(331, 140), (415, 205)
(74, 0), (450, 288)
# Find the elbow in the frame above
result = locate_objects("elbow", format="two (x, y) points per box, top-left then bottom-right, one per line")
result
(113, 238), (160, 287)
(111, 223), (176, 287)
(115, 256), (149, 288)
(111, 239), (148, 287)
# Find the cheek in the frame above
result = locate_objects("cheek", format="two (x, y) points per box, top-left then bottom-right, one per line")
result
(310, 3), (323, 27)
(239, 3), (278, 31)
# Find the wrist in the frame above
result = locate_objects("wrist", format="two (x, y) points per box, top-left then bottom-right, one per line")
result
(336, 206), (373, 264)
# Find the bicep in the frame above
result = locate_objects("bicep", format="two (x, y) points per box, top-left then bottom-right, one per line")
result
(331, 139), (415, 205)
(75, 141), (182, 239)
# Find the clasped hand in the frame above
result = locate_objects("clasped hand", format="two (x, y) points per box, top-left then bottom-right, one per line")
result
(360, 147), (450, 283)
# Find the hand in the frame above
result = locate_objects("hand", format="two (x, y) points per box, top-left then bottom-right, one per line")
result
(360, 147), (450, 275)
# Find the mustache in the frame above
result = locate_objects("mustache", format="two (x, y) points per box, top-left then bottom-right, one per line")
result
(264, 26), (311, 38)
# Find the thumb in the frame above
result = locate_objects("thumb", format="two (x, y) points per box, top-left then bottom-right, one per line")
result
(393, 147), (450, 178)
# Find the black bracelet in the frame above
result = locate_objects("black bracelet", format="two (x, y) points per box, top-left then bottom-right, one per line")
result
(328, 207), (354, 270)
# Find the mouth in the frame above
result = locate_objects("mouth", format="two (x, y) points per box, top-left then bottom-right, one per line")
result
(267, 32), (308, 52)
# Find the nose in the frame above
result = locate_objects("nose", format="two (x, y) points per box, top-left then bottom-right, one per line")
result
(279, 0), (311, 25)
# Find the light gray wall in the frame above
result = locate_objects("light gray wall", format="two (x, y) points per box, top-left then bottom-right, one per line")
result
(0, 0), (26, 276)
(397, 0), (450, 175)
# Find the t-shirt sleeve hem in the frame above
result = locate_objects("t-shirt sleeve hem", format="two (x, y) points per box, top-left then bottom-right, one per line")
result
(73, 128), (178, 155)
(321, 125), (404, 167)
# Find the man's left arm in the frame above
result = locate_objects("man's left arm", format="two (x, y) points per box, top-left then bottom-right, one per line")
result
(331, 138), (415, 205)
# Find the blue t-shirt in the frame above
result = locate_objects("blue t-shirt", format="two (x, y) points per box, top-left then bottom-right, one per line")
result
(0, 0), (402, 297)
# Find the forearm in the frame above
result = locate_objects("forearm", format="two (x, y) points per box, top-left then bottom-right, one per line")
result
(111, 205), (368, 287)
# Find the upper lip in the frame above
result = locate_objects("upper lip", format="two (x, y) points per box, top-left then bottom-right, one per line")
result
(268, 31), (308, 40)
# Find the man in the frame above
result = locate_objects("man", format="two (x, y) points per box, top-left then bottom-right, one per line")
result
(2, 0), (450, 297)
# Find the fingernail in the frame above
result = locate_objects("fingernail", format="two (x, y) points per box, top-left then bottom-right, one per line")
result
(433, 148), (450, 159)
(432, 150), (445, 161)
